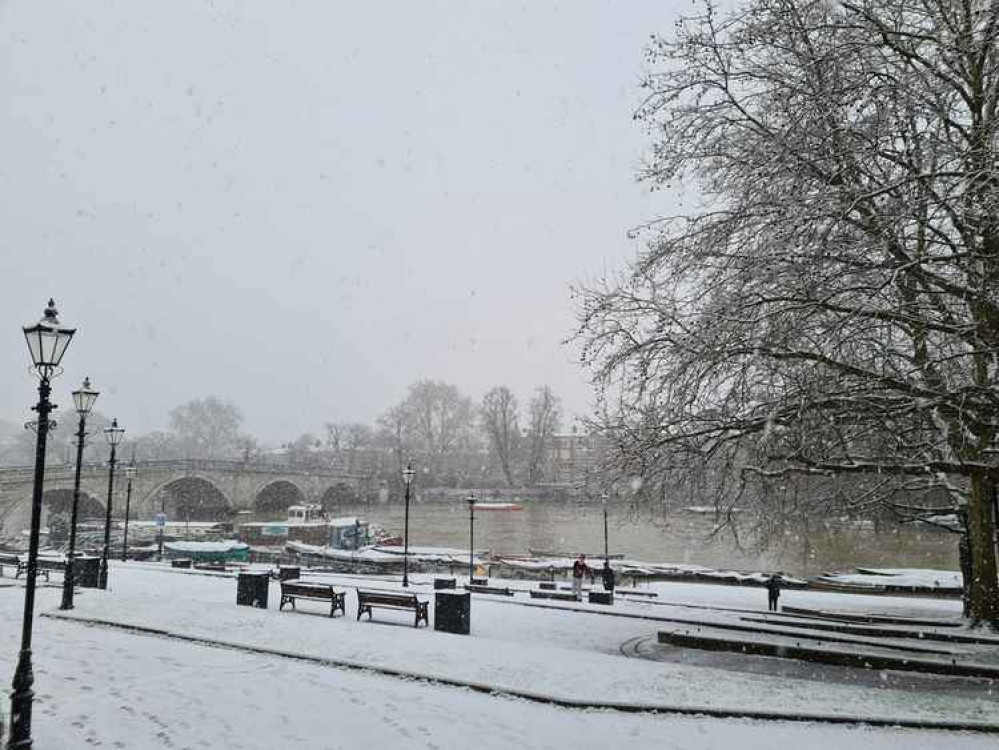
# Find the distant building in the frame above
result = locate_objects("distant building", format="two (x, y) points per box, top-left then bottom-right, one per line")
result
(546, 428), (609, 494)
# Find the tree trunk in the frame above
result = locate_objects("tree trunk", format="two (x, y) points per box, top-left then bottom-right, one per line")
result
(967, 473), (999, 625)
(958, 516), (973, 618)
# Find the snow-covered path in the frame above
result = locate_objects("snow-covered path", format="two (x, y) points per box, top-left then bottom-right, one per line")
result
(16, 612), (994, 750)
(0, 564), (994, 748)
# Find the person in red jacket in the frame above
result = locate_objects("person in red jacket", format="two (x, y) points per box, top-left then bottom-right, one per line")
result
(572, 554), (593, 600)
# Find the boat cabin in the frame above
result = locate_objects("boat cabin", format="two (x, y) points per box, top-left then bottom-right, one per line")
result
(287, 504), (325, 523)
(238, 507), (369, 549)
(328, 517), (370, 550)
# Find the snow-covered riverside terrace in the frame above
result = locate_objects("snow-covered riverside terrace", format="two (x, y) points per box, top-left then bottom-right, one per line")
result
(0, 563), (995, 748)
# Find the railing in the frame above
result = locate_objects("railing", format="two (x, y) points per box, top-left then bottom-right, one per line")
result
(0, 458), (365, 480)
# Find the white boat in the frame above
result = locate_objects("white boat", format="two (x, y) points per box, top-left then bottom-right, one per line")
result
(474, 502), (524, 511)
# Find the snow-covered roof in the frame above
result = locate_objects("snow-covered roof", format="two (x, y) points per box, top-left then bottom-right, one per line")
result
(163, 540), (249, 553)
(327, 516), (365, 527)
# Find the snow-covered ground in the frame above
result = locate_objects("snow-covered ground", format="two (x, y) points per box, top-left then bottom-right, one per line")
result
(0, 563), (994, 749)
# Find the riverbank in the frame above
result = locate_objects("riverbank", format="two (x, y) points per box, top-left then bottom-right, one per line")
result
(265, 542), (964, 599)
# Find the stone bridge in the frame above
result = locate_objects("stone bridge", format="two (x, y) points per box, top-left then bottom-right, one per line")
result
(0, 459), (369, 535)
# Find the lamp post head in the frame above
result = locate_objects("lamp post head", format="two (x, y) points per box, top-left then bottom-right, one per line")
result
(104, 418), (125, 447)
(466, 493), (476, 508)
(22, 299), (75, 378)
(402, 464), (415, 487)
(601, 492), (608, 507)
(72, 376), (100, 416)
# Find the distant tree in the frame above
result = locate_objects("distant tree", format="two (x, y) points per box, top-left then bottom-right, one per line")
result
(481, 386), (520, 486)
(78, 412), (117, 464)
(342, 423), (375, 473)
(378, 380), (476, 485)
(0, 411), (110, 466)
(0, 423), (43, 466)
(0, 419), (18, 441)
(525, 386), (561, 485)
(404, 380), (475, 482)
(235, 434), (260, 463)
(0, 418), (32, 466)
(285, 432), (324, 468)
(168, 397), (244, 459)
(324, 422), (345, 452)
(376, 404), (410, 477)
(323, 422), (375, 472)
(128, 430), (184, 462)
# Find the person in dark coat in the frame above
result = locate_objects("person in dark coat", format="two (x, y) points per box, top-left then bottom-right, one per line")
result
(602, 560), (616, 592)
(766, 573), (782, 611)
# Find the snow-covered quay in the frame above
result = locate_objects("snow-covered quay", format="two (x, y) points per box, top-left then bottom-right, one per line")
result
(0, 562), (995, 749)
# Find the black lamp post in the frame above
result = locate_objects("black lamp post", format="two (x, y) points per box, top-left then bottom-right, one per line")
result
(401, 464), (415, 587)
(60, 377), (99, 611)
(11, 299), (76, 750)
(121, 457), (136, 562)
(467, 493), (476, 581)
(99, 418), (125, 590)
(601, 492), (609, 561)
(156, 495), (166, 560)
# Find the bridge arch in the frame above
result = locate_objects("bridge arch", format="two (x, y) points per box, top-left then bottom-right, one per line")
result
(1, 488), (105, 541)
(320, 482), (357, 512)
(253, 479), (307, 520)
(142, 476), (234, 522)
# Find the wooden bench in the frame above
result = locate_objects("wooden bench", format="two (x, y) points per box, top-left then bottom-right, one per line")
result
(530, 589), (578, 602)
(275, 565), (301, 581)
(356, 589), (429, 628)
(464, 584), (514, 596)
(194, 561), (227, 572)
(615, 588), (658, 598)
(15, 558), (65, 582)
(279, 581), (346, 617)
(0, 554), (20, 576)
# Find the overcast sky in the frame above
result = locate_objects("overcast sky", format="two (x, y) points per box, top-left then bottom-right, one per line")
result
(0, 1), (682, 443)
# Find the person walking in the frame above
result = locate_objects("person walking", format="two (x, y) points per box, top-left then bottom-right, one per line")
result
(572, 554), (593, 600)
(766, 573), (782, 612)
(601, 560), (616, 592)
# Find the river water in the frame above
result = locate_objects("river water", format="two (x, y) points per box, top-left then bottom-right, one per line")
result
(331, 499), (959, 577)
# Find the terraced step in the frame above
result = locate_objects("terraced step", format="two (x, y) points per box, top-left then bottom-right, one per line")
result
(657, 624), (999, 679)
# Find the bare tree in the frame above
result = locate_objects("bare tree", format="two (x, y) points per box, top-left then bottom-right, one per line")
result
(285, 432), (324, 468)
(575, 0), (999, 623)
(169, 396), (244, 460)
(129, 429), (184, 462)
(324, 422), (345, 453)
(481, 386), (520, 486)
(525, 386), (561, 485)
(235, 435), (260, 463)
(378, 380), (476, 484)
(342, 423), (375, 473)
(376, 403), (410, 477)
(404, 380), (476, 482)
